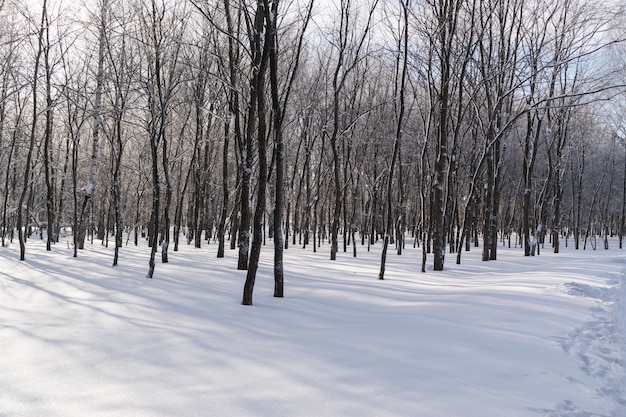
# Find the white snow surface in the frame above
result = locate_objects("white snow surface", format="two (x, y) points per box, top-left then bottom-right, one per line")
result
(1, 237), (625, 417)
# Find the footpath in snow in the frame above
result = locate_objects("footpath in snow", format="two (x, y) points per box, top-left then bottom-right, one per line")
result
(0, 236), (625, 417)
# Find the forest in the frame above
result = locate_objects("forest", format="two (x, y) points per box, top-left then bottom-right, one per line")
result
(0, 0), (625, 303)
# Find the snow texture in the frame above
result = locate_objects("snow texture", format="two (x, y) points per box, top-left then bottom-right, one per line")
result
(85, 181), (94, 196)
(1, 236), (625, 417)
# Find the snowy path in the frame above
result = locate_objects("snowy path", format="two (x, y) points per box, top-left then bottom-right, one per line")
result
(551, 259), (626, 416)
(0, 237), (625, 416)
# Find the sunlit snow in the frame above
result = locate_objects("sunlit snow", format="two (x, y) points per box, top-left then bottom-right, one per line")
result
(1, 235), (624, 417)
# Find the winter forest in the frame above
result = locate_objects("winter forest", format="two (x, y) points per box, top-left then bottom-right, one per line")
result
(0, 0), (625, 303)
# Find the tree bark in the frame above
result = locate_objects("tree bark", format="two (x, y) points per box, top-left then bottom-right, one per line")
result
(77, 0), (107, 251)
(242, 0), (270, 305)
(379, 0), (408, 280)
(18, 0), (47, 260)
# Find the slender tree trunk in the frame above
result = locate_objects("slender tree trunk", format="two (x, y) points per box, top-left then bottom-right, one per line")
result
(329, 108), (341, 261)
(1, 101), (23, 248)
(482, 138), (494, 261)
(217, 112), (231, 258)
(237, 88), (254, 269)
(161, 122), (172, 263)
(267, 0), (285, 296)
(77, 0), (107, 251)
(265, 0), (312, 296)
(173, 123), (194, 252)
(242, 0), (270, 305)
(522, 111), (543, 256)
(147, 132), (160, 278)
(379, 0), (408, 280)
(18, 0), (47, 260)
(432, 0), (460, 271)
(43, 17), (55, 251)
(328, 0), (378, 261)
(112, 119), (123, 266)
(489, 134), (501, 260)
(619, 141), (626, 249)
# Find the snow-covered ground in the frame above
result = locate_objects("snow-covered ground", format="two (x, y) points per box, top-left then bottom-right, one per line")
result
(1, 235), (625, 417)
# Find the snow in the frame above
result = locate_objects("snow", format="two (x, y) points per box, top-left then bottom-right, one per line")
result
(1, 236), (625, 417)
(85, 180), (94, 196)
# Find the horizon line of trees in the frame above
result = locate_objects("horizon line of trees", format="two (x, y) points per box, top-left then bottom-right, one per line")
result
(0, 0), (625, 303)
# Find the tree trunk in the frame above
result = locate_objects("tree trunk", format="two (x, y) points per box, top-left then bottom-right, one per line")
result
(267, 0), (285, 297)
(242, 0), (270, 305)
(379, 0), (408, 280)
(43, 19), (55, 252)
(77, 0), (107, 251)
(432, 0), (461, 271)
(18, 0), (47, 260)
(217, 112), (231, 258)
(147, 134), (160, 278)
(1, 102), (22, 248)
(161, 121), (172, 264)
(112, 117), (123, 266)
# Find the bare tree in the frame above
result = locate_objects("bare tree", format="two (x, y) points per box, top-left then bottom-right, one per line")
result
(140, 0), (185, 278)
(242, 0), (271, 305)
(76, 0), (107, 251)
(379, 0), (409, 280)
(267, 0), (314, 296)
(0, 15), (24, 247)
(105, 0), (136, 266)
(429, 0), (464, 270)
(326, 0), (379, 261)
(475, 0), (522, 262)
(217, 0), (242, 259)
(17, 0), (48, 261)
